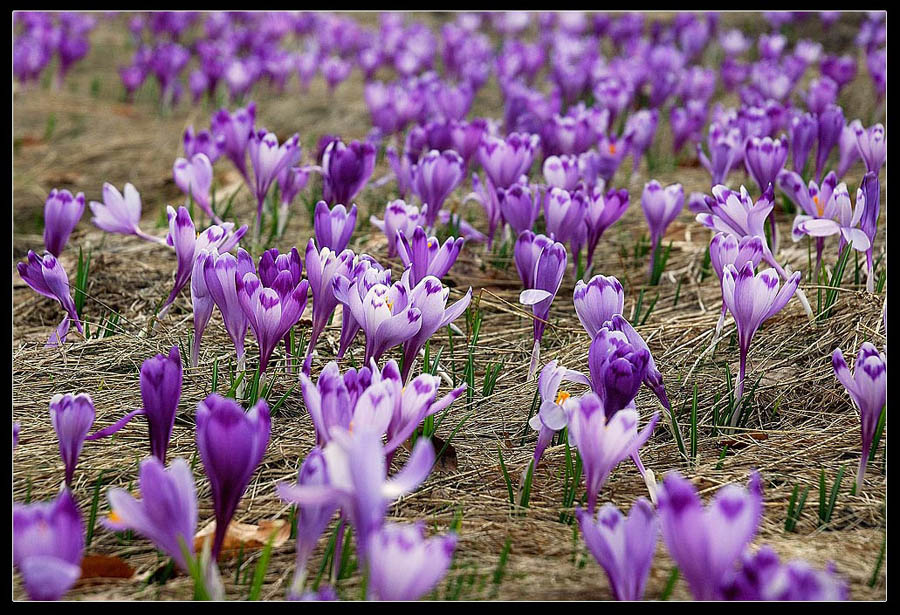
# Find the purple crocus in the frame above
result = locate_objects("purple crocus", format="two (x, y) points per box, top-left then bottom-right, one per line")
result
(641, 180), (684, 278)
(173, 153), (217, 223)
(496, 182), (540, 235)
(203, 248), (255, 370)
(722, 263), (801, 407)
(804, 77), (838, 116)
(276, 166), (311, 236)
(104, 456), (197, 572)
(793, 181), (870, 257)
(321, 139), (377, 207)
(17, 250), (83, 346)
(698, 123), (743, 187)
(858, 172), (880, 292)
(544, 186), (588, 261)
(576, 497), (658, 601)
(313, 200), (357, 253)
(656, 471), (763, 600)
(832, 343), (886, 494)
(366, 523), (457, 601)
(401, 276), (472, 381)
(190, 250), (215, 367)
(211, 102), (256, 182)
(708, 233), (765, 338)
(303, 240), (354, 374)
(370, 199), (421, 258)
(528, 360), (590, 468)
(583, 185), (630, 271)
(184, 126), (224, 163)
(13, 488), (84, 601)
(624, 110), (659, 175)
(43, 189), (84, 257)
(397, 226), (464, 287)
(789, 112), (818, 175)
(298, 361), (372, 446)
(515, 231), (568, 378)
(411, 149), (466, 228)
(237, 253), (309, 375)
(574, 274), (624, 339)
(582, 133), (633, 185)
(477, 132), (540, 189)
(835, 120), (864, 179)
(855, 123), (886, 174)
(50, 393), (95, 486)
(588, 327), (650, 417)
(248, 130), (300, 235)
(89, 182), (162, 243)
(815, 104), (845, 183)
(542, 154), (580, 190)
(744, 136), (788, 195)
(721, 545), (848, 601)
(196, 394), (271, 560)
(564, 392), (659, 513)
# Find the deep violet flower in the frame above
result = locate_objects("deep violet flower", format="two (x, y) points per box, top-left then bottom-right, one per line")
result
(832, 343), (886, 493)
(721, 545), (848, 601)
(411, 149), (466, 228)
(576, 497), (658, 601)
(497, 182), (541, 236)
(397, 226), (465, 287)
(582, 185), (630, 271)
(196, 394), (270, 560)
(43, 189), (84, 257)
(313, 201), (357, 253)
(203, 248), (255, 370)
(321, 139), (377, 207)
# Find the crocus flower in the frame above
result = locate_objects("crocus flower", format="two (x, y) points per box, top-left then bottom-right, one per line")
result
(583, 185), (629, 271)
(722, 263), (801, 407)
(370, 199), (421, 258)
(721, 545), (848, 601)
(321, 139), (377, 207)
(778, 170), (839, 278)
(544, 186), (588, 261)
(641, 180), (684, 278)
(203, 248), (255, 370)
(497, 182), (540, 235)
(855, 123), (886, 174)
(211, 102), (256, 181)
(832, 343), (886, 493)
(804, 76), (838, 115)
(43, 189), (84, 257)
(333, 275), (421, 365)
(184, 126), (224, 163)
(190, 249), (216, 367)
(196, 394), (271, 559)
(698, 124), (743, 188)
(366, 523), (457, 601)
(656, 471), (763, 600)
(793, 182), (870, 256)
(159, 206), (248, 318)
(466, 172), (503, 248)
(303, 240), (354, 374)
(835, 120), (864, 179)
(411, 149), (466, 228)
(313, 201), (357, 253)
(576, 497), (657, 601)
(815, 104), (845, 183)
(605, 314), (670, 411)
(13, 488), (84, 601)
(859, 172), (880, 292)
(103, 457), (197, 572)
(89, 182), (162, 243)
(478, 132), (540, 189)
(515, 231), (568, 378)
(298, 361), (373, 446)
(789, 112), (818, 175)
(565, 392), (659, 513)
(744, 136), (788, 195)
(276, 166), (311, 236)
(588, 328), (650, 416)
(332, 256), (392, 359)
(401, 276), (472, 381)
(280, 449), (338, 599)
(624, 110), (659, 175)
(581, 133), (633, 185)
(50, 393), (95, 486)
(574, 274), (624, 339)
(277, 428), (435, 555)
(543, 155), (580, 190)
(708, 233), (765, 337)
(173, 153), (217, 223)
(397, 226), (464, 287)
(248, 130), (301, 235)
(16, 250), (83, 346)
(237, 254), (309, 375)
(528, 360), (590, 467)
(821, 54), (857, 90)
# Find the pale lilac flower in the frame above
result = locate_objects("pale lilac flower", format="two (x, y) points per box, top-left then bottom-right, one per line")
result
(544, 186), (588, 260)
(565, 392), (659, 513)
(497, 182), (540, 235)
(401, 276), (472, 381)
(641, 181), (684, 277)
(297, 361), (372, 446)
(855, 123), (886, 174)
(43, 189), (84, 257)
(794, 182), (870, 255)
(366, 523), (457, 601)
(411, 149), (466, 228)
(815, 104), (845, 183)
(370, 199), (421, 258)
(528, 360), (590, 467)
(203, 248), (255, 370)
(303, 240), (354, 374)
(698, 124), (743, 187)
(744, 136), (788, 195)
(13, 488), (84, 601)
(859, 172), (880, 292)
(789, 112), (817, 174)
(576, 497), (658, 601)
(477, 132), (540, 189)
(835, 119), (864, 179)
(89, 182), (161, 243)
(196, 394), (270, 559)
(104, 457), (197, 571)
(173, 153), (217, 223)
(184, 126), (224, 163)
(211, 102), (256, 182)
(574, 274), (624, 339)
(583, 186), (629, 270)
(722, 263), (801, 406)
(16, 250), (83, 346)
(248, 130), (301, 234)
(656, 471), (763, 600)
(832, 343), (886, 493)
(542, 155), (580, 190)
(624, 110), (659, 174)
(582, 133), (633, 185)
(708, 233), (765, 338)
(50, 393), (95, 486)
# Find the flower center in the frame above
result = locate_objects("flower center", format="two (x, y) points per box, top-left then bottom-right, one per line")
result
(813, 195), (823, 217)
(555, 390), (571, 405)
(608, 143), (616, 155)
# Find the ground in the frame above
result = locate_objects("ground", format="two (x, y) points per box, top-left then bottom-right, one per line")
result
(13, 12), (886, 601)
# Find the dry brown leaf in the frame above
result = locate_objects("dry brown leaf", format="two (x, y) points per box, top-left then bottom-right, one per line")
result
(402, 434), (459, 473)
(193, 518), (290, 560)
(78, 554), (135, 580)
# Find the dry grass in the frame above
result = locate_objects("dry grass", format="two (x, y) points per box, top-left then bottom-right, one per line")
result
(13, 11), (886, 601)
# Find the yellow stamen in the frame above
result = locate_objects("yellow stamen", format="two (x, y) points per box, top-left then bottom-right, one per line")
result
(813, 195), (823, 217)
(608, 144), (617, 155)
(107, 511), (122, 523)
(555, 391), (571, 405)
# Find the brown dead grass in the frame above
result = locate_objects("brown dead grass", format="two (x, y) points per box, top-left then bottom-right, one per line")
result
(13, 11), (886, 601)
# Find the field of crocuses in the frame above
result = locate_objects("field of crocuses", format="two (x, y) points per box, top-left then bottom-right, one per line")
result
(12, 11), (886, 602)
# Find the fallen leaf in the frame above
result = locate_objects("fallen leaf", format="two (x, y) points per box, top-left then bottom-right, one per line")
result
(193, 518), (290, 560)
(401, 434), (459, 473)
(78, 554), (135, 580)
